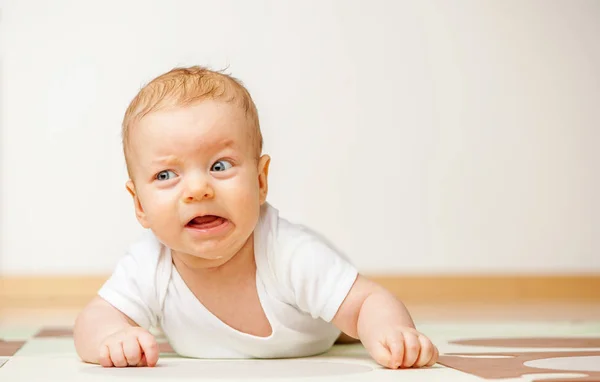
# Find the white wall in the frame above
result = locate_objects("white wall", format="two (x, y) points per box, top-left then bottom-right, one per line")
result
(1, 0), (598, 275)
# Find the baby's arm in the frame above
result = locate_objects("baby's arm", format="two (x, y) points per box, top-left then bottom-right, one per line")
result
(331, 275), (438, 369)
(73, 296), (159, 367)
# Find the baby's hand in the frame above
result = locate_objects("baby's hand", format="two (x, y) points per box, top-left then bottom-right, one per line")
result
(364, 326), (438, 369)
(98, 327), (159, 367)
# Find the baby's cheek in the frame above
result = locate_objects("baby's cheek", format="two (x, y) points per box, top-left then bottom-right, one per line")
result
(222, 175), (260, 204)
(143, 194), (178, 225)
(228, 187), (261, 224)
(236, 187), (261, 211)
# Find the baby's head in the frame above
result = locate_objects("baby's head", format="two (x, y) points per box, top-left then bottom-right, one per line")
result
(122, 66), (270, 267)
(122, 66), (263, 174)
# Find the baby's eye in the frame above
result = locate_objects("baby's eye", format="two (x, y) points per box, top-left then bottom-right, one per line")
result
(156, 170), (176, 181)
(210, 160), (233, 172)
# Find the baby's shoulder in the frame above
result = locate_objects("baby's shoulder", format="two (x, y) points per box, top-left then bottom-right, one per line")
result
(275, 218), (323, 251)
(129, 229), (163, 256)
(262, 207), (342, 270)
(123, 230), (171, 275)
(273, 211), (339, 253)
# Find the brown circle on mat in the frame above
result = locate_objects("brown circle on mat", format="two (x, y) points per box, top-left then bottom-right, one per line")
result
(450, 337), (600, 348)
(439, 351), (600, 381)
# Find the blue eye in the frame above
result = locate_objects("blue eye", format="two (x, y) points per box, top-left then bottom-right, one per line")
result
(156, 170), (176, 181)
(211, 160), (233, 172)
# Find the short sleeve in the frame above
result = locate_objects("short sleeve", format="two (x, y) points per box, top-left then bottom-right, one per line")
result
(284, 237), (359, 322)
(97, 234), (164, 329)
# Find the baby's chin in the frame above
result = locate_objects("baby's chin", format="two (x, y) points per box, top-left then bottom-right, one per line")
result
(167, 231), (254, 267)
(188, 250), (230, 262)
(171, 248), (234, 269)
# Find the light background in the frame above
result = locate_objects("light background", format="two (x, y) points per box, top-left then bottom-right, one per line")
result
(0, 0), (598, 275)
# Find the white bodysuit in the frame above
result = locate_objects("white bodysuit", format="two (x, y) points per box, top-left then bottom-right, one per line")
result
(98, 203), (358, 359)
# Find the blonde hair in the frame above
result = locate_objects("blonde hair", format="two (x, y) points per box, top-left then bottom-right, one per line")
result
(122, 66), (262, 176)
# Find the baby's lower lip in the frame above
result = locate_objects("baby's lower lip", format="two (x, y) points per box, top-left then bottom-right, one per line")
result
(185, 218), (230, 235)
(187, 216), (226, 229)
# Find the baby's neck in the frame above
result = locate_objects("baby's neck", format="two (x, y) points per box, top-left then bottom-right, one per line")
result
(171, 236), (255, 281)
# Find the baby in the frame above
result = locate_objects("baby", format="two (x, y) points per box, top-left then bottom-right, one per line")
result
(73, 66), (439, 370)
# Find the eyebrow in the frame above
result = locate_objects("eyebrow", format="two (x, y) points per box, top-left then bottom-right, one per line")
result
(151, 155), (183, 166)
(215, 138), (235, 150)
(150, 139), (236, 166)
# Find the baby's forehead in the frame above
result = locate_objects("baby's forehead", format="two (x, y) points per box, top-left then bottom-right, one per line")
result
(125, 100), (260, 168)
(130, 122), (251, 159)
(132, 131), (248, 155)
(141, 101), (247, 132)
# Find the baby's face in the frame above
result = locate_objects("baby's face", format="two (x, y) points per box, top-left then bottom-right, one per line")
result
(126, 100), (269, 266)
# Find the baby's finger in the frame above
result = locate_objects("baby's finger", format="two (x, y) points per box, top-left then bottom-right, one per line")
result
(387, 333), (405, 369)
(108, 342), (127, 368)
(427, 344), (439, 366)
(137, 331), (159, 367)
(401, 332), (420, 368)
(98, 345), (113, 367)
(369, 341), (393, 369)
(415, 335), (434, 367)
(137, 353), (148, 367)
(122, 337), (142, 366)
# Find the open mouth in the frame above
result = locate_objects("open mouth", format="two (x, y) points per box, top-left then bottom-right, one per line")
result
(186, 215), (228, 230)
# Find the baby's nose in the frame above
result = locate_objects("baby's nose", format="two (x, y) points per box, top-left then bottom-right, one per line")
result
(182, 174), (215, 202)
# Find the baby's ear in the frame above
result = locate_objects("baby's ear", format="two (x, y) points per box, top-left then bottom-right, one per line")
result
(257, 155), (271, 204)
(126, 180), (150, 228)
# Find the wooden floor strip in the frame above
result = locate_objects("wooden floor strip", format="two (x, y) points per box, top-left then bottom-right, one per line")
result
(1, 275), (599, 308)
